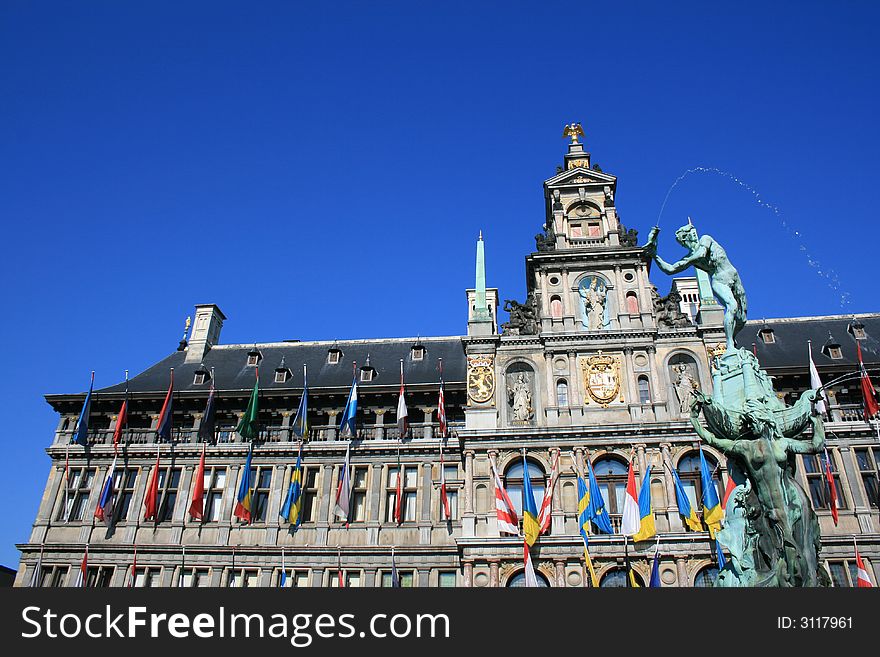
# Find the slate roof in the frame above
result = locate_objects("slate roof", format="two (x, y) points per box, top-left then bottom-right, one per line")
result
(85, 336), (467, 397)
(739, 313), (880, 372)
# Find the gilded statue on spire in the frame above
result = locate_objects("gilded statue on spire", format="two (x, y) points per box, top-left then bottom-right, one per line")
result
(562, 122), (585, 144)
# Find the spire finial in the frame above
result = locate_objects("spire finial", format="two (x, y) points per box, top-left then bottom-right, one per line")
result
(563, 122), (585, 144)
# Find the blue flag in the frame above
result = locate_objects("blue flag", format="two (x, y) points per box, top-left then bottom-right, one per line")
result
(586, 459), (614, 534)
(292, 367), (309, 440)
(649, 549), (661, 587)
(338, 376), (358, 438)
(280, 443), (304, 527)
(72, 372), (95, 446)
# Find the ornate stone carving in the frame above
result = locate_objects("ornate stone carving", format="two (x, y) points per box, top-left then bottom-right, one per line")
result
(506, 371), (534, 423)
(501, 293), (538, 335)
(617, 220), (638, 247)
(671, 361), (699, 416)
(535, 218), (556, 252)
(579, 277), (608, 330)
(579, 354), (623, 406)
(651, 286), (691, 329)
(467, 355), (495, 404)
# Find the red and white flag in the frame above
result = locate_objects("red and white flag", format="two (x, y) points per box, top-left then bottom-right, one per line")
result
(491, 461), (518, 535)
(440, 443), (451, 520)
(333, 443), (352, 522)
(857, 341), (879, 421)
(722, 474), (737, 511)
(397, 360), (408, 438)
(537, 450), (559, 534)
(808, 341), (827, 416)
(437, 366), (448, 439)
(143, 445), (161, 521)
(127, 545), (137, 588)
(188, 443), (206, 521)
(823, 448), (839, 526)
(855, 546), (872, 587)
(620, 460), (641, 536)
(75, 545), (88, 588)
(523, 542), (539, 587)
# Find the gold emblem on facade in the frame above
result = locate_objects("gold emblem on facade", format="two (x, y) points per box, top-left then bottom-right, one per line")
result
(706, 342), (727, 367)
(467, 354), (495, 404)
(567, 159), (590, 170)
(580, 353), (623, 406)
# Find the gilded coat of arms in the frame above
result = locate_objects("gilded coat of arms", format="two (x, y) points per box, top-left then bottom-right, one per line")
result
(467, 355), (495, 404)
(580, 354), (623, 406)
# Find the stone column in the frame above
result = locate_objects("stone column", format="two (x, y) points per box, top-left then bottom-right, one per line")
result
(661, 443), (683, 531)
(568, 350), (582, 408)
(489, 560), (500, 587)
(550, 447), (565, 535)
(623, 348), (639, 414)
(635, 444), (648, 479)
(554, 560), (566, 588)
(675, 557), (689, 587)
(463, 561), (474, 587)
(464, 450), (475, 514)
(421, 408), (434, 440)
(374, 410), (386, 440)
(319, 464), (335, 523)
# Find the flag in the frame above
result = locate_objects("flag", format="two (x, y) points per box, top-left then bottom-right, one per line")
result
(855, 547), (873, 587)
(279, 549), (287, 588)
(280, 443), (304, 526)
(391, 549), (400, 588)
(334, 442), (352, 522)
(629, 570), (641, 588)
(521, 453), (540, 546)
(233, 443), (255, 523)
(72, 372), (95, 446)
(156, 370), (174, 443)
(338, 375), (358, 439)
(292, 366), (309, 440)
(127, 545), (137, 588)
(857, 341), (879, 421)
(437, 364), (448, 438)
(523, 542), (539, 587)
(396, 361), (408, 438)
(670, 466), (703, 532)
(490, 461), (518, 535)
(621, 460), (641, 536)
(337, 550), (345, 588)
(143, 445), (161, 521)
(649, 548), (661, 587)
(188, 443), (206, 521)
(393, 451), (403, 524)
(197, 383), (217, 443)
(537, 450), (559, 534)
(808, 341), (827, 416)
(76, 545), (88, 588)
(439, 444), (451, 520)
(823, 448), (839, 526)
(236, 371), (260, 441)
(94, 455), (118, 525)
(722, 474), (737, 511)
(716, 540), (727, 570)
(633, 465), (656, 542)
(700, 448), (723, 538)
(111, 373), (129, 454)
(584, 459), (615, 534)
(582, 539), (599, 587)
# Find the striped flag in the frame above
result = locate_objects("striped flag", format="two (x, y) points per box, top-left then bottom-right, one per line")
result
(722, 473), (737, 510)
(280, 443), (305, 526)
(111, 371), (129, 454)
(523, 542), (539, 587)
(156, 370), (174, 443)
(620, 460), (641, 536)
(490, 461), (518, 535)
(857, 341), (879, 421)
(143, 445), (161, 521)
(855, 546), (873, 587)
(807, 341), (826, 416)
(72, 371), (95, 447)
(75, 545), (88, 588)
(188, 443), (207, 521)
(437, 360), (448, 438)
(334, 443), (352, 522)
(521, 453), (540, 547)
(338, 373), (358, 439)
(233, 443), (255, 523)
(94, 455), (118, 525)
(823, 448), (839, 526)
(397, 360), (408, 439)
(537, 450), (559, 534)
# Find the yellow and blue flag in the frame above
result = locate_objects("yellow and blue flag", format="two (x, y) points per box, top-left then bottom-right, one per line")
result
(292, 366), (309, 440)
(633, 465), (656, 542)
(280, 443), (304, 527)
(585, 460), (615, 534)
(521, 454), (540, 546)
(699, 448), (723, 538)
(233, 443), (254, 523)
(671, 466), (703, 532)
(575, 475), (601, 586)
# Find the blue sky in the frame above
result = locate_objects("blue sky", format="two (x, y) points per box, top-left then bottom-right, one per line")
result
(1, 2), (878, 568)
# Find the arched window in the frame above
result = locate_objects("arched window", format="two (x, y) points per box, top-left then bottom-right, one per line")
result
(507, 570), (550, 587)
(592, 456), (628, 530)
(556, 379), (569, 406)
(550, 295), (563, 318)
(677, 452), (723, 529)
(694, 565), (719, 587)
(626, 291), (639, 314)
(599, 568), (643, 588)
(504, 459), (546, 525)
(637, 375), (651, 404)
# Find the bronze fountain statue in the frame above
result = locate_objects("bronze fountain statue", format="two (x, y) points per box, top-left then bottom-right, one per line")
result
(646, 220), (829, 586)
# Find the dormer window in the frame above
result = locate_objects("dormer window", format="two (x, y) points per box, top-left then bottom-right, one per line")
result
(822, 334), (843, 360)
(849, 319), (866, 340)
(327, 348), (342, 365)
(586, 221), (601, 237)
(759, 327), (775, 344)
(570, 222), (583, 238)
(247, 349), (262, 367)
(360, 366), (375, 383)
(274, 368), (289, 384)
(193, 367), (210, 386)
(411, 344), (425, 361)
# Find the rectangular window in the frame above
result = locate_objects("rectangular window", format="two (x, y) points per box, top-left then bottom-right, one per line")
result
(329, 571), (361, 587)
(133, 567), (162, 588)
(275, 370), (287, 383)
(380, 570), (414, 587)
(587, 221), (601, 237)
(242, 466), (273, 523)
(86, 566), (115, 588)
(194, 372), (207, 385)
(39, 565), (69, 587)
(302, 467), (319, 523)
(59, 468), (96, 521)
(350, 466), (368, 522)
(278, 570), (310, 588)
(855, 447), (879, 508)
(386, 466), (418, 523)
(112, 469), (138, 521)
(570, 223), (583, 238)
(360, 369), (374, 383)
(445, 489), (459, 521)
(802, 454), (846, 510)
(179, 568), (211, 588)
(203, 467), (227, 522)
(827, 560), (866, 587)
(438, 571), (457, 587)
(157, 468), (182, 523)
(227, 568), (261, 587)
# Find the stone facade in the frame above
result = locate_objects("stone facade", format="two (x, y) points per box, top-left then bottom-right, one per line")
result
(14, 138), (880, 588)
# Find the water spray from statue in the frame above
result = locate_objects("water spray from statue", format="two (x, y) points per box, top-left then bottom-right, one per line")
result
(655, 166), (852, 310)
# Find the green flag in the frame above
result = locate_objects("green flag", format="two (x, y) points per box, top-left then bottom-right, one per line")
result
(237, 374), (260, 441)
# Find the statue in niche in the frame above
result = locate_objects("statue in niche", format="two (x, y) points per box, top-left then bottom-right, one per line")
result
(672, 362), (699, 416)
(501, 293), (538, 336)
(507, 372), (534, 422)
(579, 277), (607, 330)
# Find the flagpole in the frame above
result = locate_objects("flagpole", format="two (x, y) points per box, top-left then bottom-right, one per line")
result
(624, 534), (631, 588)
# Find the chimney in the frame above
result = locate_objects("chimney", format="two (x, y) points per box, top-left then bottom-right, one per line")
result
(185, 304), (226, 363)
